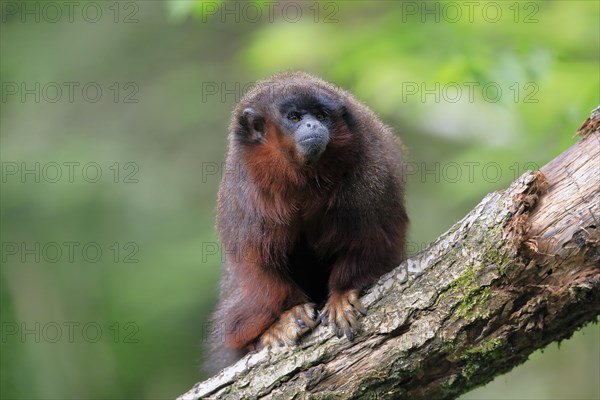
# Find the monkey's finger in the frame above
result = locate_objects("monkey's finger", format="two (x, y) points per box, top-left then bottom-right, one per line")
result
(260, 303), (316, 349)
(334, 324), (343, 338)
(260, 331), (283, 348)
(291, 306), (306, 329)
(350, 299), (367, 316)
(347, 290), (367, 315)
(341, 310), (357, 340)
(335, 317), (351, 340)
(319, 310), (330, 326)
(344, 309), (361, 339)
(331, 307), (351, 340)
(274, 331), (286, 346)
(345, 326), (355, 341)
(293, 303), (316, 331)
(302, 303), (316, 316)
(325, 305), (340, 336)
(300, 303), (318, 327)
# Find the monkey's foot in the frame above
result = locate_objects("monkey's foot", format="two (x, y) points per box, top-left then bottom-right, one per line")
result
(320, 289), (367, 341)
(259, 303), (317, 348)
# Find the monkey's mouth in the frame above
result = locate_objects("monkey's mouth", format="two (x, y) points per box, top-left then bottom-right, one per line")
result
(297, 139), (328, 163)
(298, 135), (323, 145)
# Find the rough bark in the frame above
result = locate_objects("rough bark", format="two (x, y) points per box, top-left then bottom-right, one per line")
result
(179, 108), (600, 400)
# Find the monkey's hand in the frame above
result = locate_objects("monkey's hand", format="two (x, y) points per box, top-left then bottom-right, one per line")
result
(258, 303), (317, 348)
(320, 289), (367, 341)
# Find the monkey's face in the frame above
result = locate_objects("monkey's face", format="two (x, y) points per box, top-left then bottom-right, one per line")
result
(235, 91), (345, 169)
(277, 96), (334, 163)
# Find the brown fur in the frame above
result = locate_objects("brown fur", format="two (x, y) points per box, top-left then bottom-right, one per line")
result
(206, 72), (408, 374)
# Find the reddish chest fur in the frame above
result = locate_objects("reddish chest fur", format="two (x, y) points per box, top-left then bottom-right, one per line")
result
(242, 120), (356, 226)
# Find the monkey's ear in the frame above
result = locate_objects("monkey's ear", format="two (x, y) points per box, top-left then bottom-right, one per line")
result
(338, 105), (355, 129)
(323, 95), (355, 129)
(237, 108), (266, 142)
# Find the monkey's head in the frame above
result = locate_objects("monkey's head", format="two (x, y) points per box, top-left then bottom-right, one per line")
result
(230, 72), (357, 170)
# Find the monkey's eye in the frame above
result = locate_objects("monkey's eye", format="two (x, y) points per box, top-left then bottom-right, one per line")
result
(288, 112), (302, 123)
(315, 112), (327, 121)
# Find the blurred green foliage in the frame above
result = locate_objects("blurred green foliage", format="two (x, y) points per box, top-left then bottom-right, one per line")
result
(1, 1), (598, 399)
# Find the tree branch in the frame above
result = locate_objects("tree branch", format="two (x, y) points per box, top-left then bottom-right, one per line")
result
(179, 108), (600, 400)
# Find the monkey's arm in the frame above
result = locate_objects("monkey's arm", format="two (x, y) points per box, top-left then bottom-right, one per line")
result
(321, 252), (379, 340)
(221, 261), (312, 349)
(321, 203), (407, 339)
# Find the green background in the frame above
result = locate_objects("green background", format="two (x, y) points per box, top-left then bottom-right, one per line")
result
(1, 1), (598, 399)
